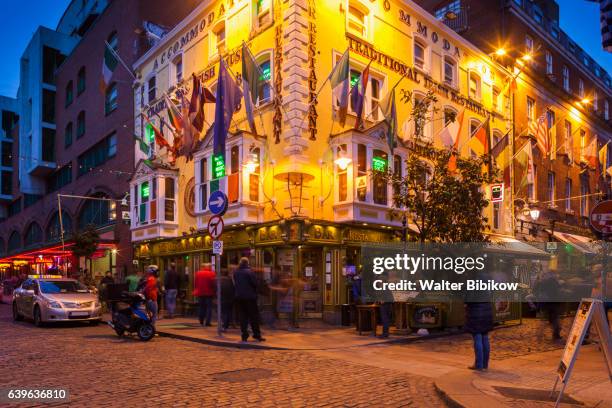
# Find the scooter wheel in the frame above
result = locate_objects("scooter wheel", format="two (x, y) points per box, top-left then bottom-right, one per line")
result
(115, 327), (125, 337)
(137, 323), (155, 341)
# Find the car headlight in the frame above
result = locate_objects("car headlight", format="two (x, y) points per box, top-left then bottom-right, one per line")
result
(46, 299), (62, 308)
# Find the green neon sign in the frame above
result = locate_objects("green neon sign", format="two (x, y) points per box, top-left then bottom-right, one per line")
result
(372, 156), (387, 172)
(212, 154), (226, 179)
(141, 182), (150, 200)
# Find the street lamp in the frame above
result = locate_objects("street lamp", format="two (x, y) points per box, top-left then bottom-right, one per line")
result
(244, 151), (259, 174)
(529, 208), (540, 221)
(495, 48), (506, 57)
(334, 146), (352, 170)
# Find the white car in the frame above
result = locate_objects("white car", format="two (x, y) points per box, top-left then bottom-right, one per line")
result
(12, 276), (102, 326)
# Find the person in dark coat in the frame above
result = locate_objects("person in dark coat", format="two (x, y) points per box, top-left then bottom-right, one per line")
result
(464, 302), (493, 371)
(164, 262), (180, 318)
(233, 257), (265, 342)
(535, 271), (562, 340)
(219, 268), (235, 331)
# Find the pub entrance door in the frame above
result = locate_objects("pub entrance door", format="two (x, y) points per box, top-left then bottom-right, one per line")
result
(299, 247), (323, 318)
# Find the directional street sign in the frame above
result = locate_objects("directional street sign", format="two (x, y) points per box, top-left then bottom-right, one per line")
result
(213, 240), (223, 255)
(208, 190), (228, 216)
(207, 215), (225, 239)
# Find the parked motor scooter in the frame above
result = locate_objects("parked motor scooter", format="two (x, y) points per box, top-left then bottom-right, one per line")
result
(107, 292), (155, 341)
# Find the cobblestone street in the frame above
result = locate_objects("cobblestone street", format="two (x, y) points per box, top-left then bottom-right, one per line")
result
(0, 305), (444, 408)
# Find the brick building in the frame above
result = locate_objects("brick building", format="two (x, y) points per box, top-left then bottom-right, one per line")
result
(418, 0), (612, 251)
(0, 0), (199, 281)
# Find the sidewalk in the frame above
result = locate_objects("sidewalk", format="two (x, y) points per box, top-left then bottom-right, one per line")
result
(435, 344), (612, 407)
(153, 315), (457, 350)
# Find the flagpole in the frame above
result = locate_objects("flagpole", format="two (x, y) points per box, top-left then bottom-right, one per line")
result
(105, 41), (136, 80)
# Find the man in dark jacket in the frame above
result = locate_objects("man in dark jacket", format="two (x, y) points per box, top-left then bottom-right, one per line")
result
(219, 268), (235, 331)
(164, 263), (180, 318)
(233, 257), (265, 342)
(464, 302), (493, 371)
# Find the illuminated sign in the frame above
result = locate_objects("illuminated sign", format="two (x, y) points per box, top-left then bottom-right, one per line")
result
(491, 183), (504, 203)
(212, 154), (226, 179)
(372, 156), (387, 172)
(141, 182), (150, 200)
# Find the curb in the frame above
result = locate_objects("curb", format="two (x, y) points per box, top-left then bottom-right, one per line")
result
(434, 382), (466, 408)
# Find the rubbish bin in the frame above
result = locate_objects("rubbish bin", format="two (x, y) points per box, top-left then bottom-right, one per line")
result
(341, 304), (352, 326)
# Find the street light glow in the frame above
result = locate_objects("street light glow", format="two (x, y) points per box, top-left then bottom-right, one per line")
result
(495, 48), (506, 56)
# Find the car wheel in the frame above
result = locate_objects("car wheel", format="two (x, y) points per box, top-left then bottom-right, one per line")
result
(12, 303), (23, 321)
(137, 323), (155, 341)
(33, 306), (44, 327)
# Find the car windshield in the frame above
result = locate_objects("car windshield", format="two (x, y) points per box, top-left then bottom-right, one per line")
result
(39, 280), (88, 294)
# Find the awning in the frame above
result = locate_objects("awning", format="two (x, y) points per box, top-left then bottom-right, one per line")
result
(551, 231), (599, 255)
(487, 236), (551, 259)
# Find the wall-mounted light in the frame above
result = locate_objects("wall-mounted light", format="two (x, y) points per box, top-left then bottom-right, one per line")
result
(495, 48), (506, 57)
(529, 208), (540, 221)
(334, 145), (352, 170)
(244, 149), (259, 174)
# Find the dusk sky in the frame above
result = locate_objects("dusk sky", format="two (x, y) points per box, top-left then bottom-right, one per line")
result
(0, 0), (610, 97)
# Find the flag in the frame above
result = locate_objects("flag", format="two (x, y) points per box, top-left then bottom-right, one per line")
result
(100, 42), (118, 92)
(468, 116), (490, 155)
(491, 131), (511, 186)
(213, 60), (242, 157)
(438, 109), (464, 149)
(491, 131), (509, 158)
(143, 114), (172, 151)
(133, 134), (150, 155)
(598, 142), (609, 172)
(330, 49), (350, 127)
(242, 43), (260, 135)
(189, 74), (216, 133)
(584, 137), (598, 168)
(515, 141), (534, 191)
(529, 111), (548, 155)
(351, 61), (371, 129)
(165, 94), (184, 133)
(379, 88), (397, 153)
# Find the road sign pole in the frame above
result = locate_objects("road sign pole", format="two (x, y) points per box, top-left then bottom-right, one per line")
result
(216, 254), (222, 337)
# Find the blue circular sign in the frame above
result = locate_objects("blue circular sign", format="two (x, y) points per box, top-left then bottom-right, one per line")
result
(208, 190), (228, 216)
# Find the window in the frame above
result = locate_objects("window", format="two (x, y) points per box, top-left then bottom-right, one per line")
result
(46, 211), (72, 242)
(414, 40), (426, 71)
(347, 3), (367, 37)
(370, 77), (381, 121)
(564, 120), (571, 155)
(580, 129), (586, 160)
(565, 178), (572, 212)
(78, 196), (111, 229)
(65, 81), (73, 106)
(526, 97), (535, 122)
(578, 79), (584, 98)
(42, 128), (55, 162)
(372, 149), (388, 205)
(42, 46), (64, 85)
(493, 203), (501, 230)
(435, 1), (461, 20)
(77, 133), (117, 176)
(47, 165), (72, 193)
(77, 66), (86, 94)
(547, 172), (555, 203)
(469, 71), (481, 100)
(256, 57), (272, 104)
(562, 66), (570, 91)
(147, 75), (156, 104)
(7, 231), (20, 253)
(443, 108), (457, 126)
(356, 143), (367, 202)
(525, 35), (534, 53)
(580, 178), (588, 216)
(164, 177), (175, 222)
(77, 111), (85, 138)
(594, 92), (598, 111)
(64, 122), (73, 147)
(492, 87), (500, 112)
(443, 57), (457, 86)
(105, 82), (118, 114)
(42, 89), (55, 123)
(532, 5), (543, 23)
(1, 141), (12, 166)
(255, 0), (272, 27)
(1, 171), (12, 196)
(528, 164), (537, 201)
(24, 223), (42, 248)
(248, 147), (261, 202)
(172, 55), (183, 85)
(211, 23), (226, 56)
(605, 100), (610, 121)
(547, 110), (556, 154)
(545, 51), (553, 75)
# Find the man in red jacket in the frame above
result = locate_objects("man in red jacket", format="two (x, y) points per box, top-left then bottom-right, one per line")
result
(143, 266), (159, 324)
(193, 263), (216, 326)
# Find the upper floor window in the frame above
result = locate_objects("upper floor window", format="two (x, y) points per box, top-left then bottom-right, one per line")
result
(435, 0), (461, 20)
(468, 71), (481, 100)
(564, 120), (571, 154)
(528, 164), (537, 201)
(255, 0), (272, 28)
(565, 178), (572, 212)
(578, 79), (584, 98)
(492, 87), (500, 112)
(256, 55), (272, 105)
(77, 66), (86, 94)
(347, 2), (367, 37)
(527, 97), (535, 122)
(532, 5), (543, 24)
(65, 81), (73, 106)
(105, 82), (118, 114)
(443, 57), (457, 87)
(562, 66), (570, 91)
(147, 75), (156, 104)
(605, 100), (610, 121)
(414, 40), (427, 71)
(77, 111), (85, 138)
(525, 35), (534, 53)
(545, 51), (553, 75)
(172, 55), (183, 86)
(547, 171), (555, 203)
(211, 23), (226, 57)
(580, 177), (588, 216)
(64, 122), (73, 148)
(594, 92), (598, 111)
(372, 149), (388, 205)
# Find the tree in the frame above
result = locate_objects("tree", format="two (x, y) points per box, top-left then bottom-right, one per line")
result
(71, 224), (100, 272)
(384, 90), (498, 243)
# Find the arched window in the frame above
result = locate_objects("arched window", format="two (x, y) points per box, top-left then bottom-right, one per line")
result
(78, 195), (111, 230)
(256, 52), (272, 105)
(443, 56), (457, 87)
(77, 66), (86, 94)
(46, 211), (72, 242)
(64, 122), (73, 147)
(77, 111), (85, 138)
(24, 223), (42, 248)
(105, 82), (118, 114)
(65, 80), (74, 106)
(7, 231), (20, 254)
(443, 106), (458, 126)
(469, 71), (481, 100)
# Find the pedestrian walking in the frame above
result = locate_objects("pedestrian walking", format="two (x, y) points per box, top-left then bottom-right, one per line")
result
(233, 257), (265, 342)
(164, 262), (180, 318)
(124, 269), (141, 293)
(193, 263), (216, 326)
(378, 271), (394, 338)
(535, 271), (562, 340)
(219, 268), (235, 331)
(143, 266), (159, 324)
(100, 271), (114, 311)
(464, 302), (493, 371)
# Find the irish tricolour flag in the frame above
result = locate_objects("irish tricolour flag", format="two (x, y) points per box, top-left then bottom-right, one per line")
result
(100, 43), (118, 93)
